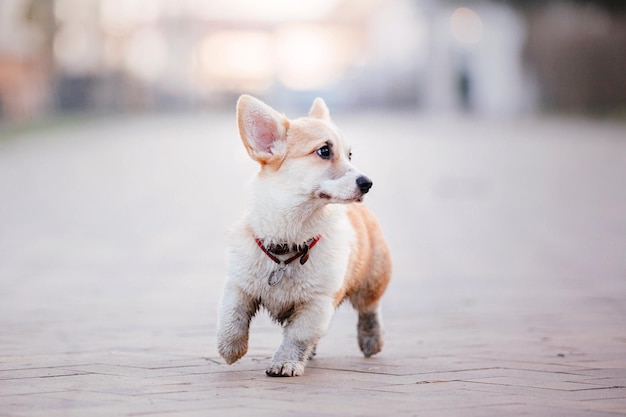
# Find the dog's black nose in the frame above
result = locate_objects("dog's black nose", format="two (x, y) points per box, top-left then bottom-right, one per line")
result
(356, 176), (373, 194)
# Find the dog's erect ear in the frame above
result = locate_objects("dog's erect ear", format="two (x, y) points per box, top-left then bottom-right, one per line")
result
(237, 95), (288, 163)
(308, 97), (331, 121)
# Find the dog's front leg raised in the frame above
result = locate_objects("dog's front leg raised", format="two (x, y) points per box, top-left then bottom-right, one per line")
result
(266, 298), (334, 377)
(217, 284), (258, 365)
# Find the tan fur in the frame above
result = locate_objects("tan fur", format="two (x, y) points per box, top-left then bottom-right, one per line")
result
(217, 95), (392, 376)
(334, 204), (392, 309)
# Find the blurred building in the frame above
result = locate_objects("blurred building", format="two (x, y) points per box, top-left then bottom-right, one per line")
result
(0, 0), (625, 123)
(525, 2), (626, 114)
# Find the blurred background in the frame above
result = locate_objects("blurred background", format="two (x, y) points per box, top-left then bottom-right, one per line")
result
(1, 0), (626, 123)
(1, 0), (626, 372)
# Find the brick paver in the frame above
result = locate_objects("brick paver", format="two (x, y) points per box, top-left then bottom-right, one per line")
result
(1, 112), (625, 416)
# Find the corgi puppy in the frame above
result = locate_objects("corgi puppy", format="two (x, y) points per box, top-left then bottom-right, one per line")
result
(217, 95), (392, 377)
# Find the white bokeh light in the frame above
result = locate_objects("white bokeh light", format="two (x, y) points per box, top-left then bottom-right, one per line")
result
(274, 25), (355, 91)
(450, 7), (484, 44)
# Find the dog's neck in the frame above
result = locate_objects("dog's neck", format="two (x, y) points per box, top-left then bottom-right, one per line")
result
(247, 181), (337, 245)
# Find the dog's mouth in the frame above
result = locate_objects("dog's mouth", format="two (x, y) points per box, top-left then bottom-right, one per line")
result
(317, 191), (364, 203)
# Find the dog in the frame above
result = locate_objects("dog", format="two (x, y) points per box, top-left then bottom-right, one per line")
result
(216, 95), (392, 376)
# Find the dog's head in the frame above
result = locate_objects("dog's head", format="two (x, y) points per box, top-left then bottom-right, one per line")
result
(237, 95), (372, 204)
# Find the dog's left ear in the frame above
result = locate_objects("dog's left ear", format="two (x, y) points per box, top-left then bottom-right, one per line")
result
(308, 97), (331, 121)
(237, 95), (289, 164)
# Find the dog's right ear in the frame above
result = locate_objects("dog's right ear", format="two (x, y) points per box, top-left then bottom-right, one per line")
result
(237, 95), (288, 164)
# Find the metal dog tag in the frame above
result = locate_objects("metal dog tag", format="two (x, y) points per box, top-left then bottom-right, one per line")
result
(268, 264), (287, 286)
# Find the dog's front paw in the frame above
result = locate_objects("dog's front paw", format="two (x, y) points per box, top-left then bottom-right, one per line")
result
(265, 361), (306, 377)
(217, 337), (248, 365)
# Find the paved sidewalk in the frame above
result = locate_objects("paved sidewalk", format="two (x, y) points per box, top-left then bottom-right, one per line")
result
(1, 111), (625, 416)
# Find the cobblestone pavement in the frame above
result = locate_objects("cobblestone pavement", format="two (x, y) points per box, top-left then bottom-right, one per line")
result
(1, 111), (625, 416)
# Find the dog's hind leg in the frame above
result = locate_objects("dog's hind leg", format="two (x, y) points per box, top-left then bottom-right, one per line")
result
(357, 307), (383, 357)
(307, 344), (318, 360)
(349, 274), (388, 357)
(350, 231), (391, 358)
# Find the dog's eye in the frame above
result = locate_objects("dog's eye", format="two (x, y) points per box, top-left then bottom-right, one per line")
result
(348, 150), (352, 161)
(316, 145), (331, 159)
